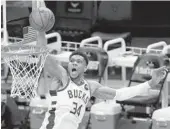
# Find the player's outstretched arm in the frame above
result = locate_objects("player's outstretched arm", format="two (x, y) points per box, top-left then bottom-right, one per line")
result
(37, 31), (68, 86)
(90, 66), (168, 101)
(90, 81), (151, 100)
(44, 55), (68, 87)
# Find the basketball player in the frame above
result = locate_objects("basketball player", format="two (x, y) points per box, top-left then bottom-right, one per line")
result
(37, 32), (168, 129)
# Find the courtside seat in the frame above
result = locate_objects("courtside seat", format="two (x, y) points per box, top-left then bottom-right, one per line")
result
(162, 45), (170, 106)
(162, 45), (170, 57)
(116, 53), (169, 119)
(91, 32), (131, 46)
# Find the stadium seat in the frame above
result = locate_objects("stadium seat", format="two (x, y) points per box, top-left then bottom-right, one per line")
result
(116, 53), (169, 119)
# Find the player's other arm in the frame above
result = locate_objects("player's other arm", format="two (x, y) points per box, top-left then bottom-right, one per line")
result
(90, 66), (168, 101)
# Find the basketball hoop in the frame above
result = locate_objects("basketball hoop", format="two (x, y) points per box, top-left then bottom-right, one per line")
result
(1, 44), (49, 100)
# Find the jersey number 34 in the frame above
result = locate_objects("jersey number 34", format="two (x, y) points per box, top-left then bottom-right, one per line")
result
(70, 102), (82, 116)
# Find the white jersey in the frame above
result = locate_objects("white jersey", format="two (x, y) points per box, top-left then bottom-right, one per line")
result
(40, 79), (91, 129)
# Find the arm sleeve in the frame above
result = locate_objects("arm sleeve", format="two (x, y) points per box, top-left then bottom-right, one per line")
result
(114, 82), (151, 101)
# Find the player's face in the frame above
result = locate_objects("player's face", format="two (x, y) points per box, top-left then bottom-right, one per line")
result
(68, 55), (87, 79)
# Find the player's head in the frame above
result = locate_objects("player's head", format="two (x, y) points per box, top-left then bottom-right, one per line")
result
(68, 51), (89, 79)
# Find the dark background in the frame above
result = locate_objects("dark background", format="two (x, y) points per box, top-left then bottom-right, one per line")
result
(2, 1), (170, 39)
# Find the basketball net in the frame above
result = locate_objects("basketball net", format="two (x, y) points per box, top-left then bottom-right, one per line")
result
(1, 0), (50, 100)
(2, 45), (49, 99)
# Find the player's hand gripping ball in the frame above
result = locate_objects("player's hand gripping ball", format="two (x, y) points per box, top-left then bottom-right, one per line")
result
(29, 7), (55, 32)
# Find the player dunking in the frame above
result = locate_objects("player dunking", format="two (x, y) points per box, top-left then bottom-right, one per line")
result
(37, 31), (168, 129)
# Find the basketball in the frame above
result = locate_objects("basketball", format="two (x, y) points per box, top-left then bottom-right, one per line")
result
(29, 7), (55, 32)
